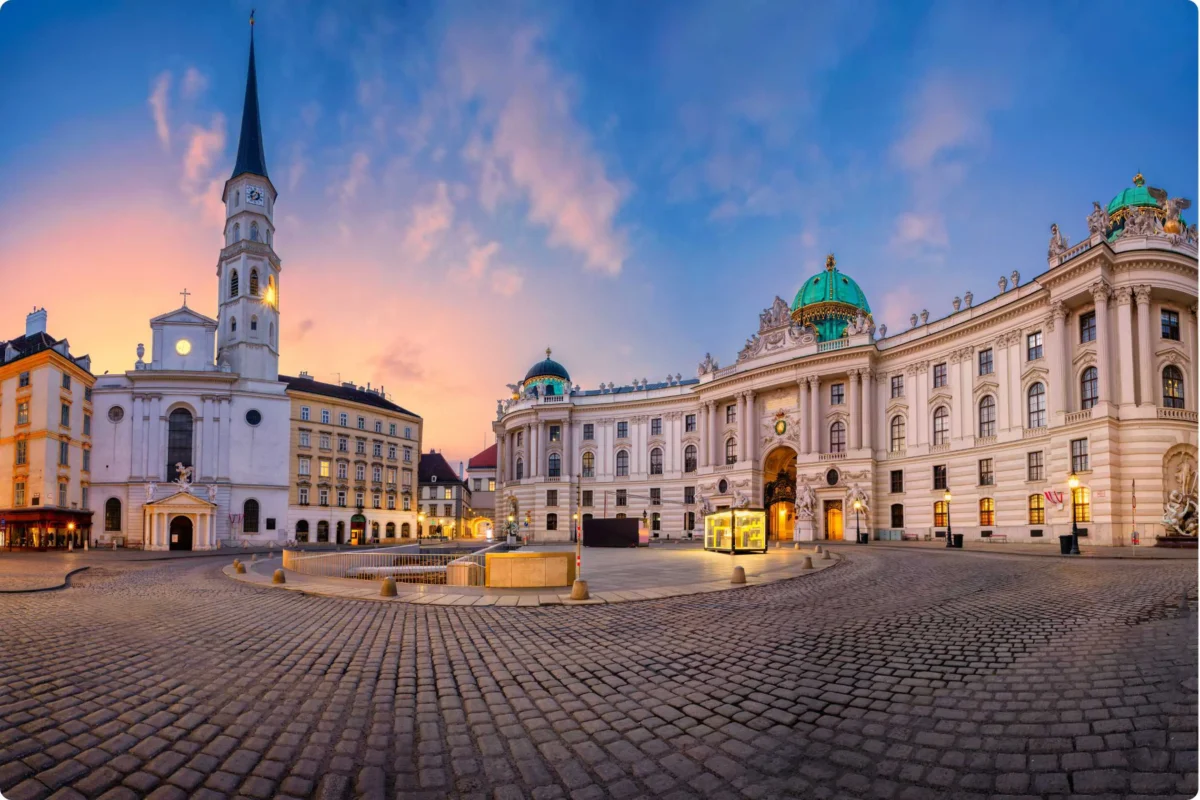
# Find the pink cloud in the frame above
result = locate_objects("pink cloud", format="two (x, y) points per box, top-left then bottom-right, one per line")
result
(489, 267), (523, 297)
(148, 71), (172, 149)
(180, 114), (227, 228)
(467, 240), (500, 278)
(890, 211), (948, 250)
(401, 182), (454, 263)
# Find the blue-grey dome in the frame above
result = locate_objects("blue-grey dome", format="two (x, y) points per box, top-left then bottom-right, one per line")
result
(524, 349), (570, 383)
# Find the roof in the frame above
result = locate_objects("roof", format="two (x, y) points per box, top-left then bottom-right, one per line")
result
(792, 255), (871, 314)
(524, 349), (570, 383)
(579, 378), (700, 396)
(0, 331), (90, 372)
(1107, 174), (1158, 216)
(231, 32), (269, 181)
(279, 374), (419, 417)
(468, 444), (497, 469)
(418, 451), (465, 485)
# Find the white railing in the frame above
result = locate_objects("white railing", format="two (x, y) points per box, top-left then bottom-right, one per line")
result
(1158, 407), (1198, 422)
(929, 443), (950, 453)
(541, 395), (566, 404)
(816, 338), (849, 353)
(819, 452), (847, 461)
(1023, 426), (1049, 439)
(1064, 408), (1093, 425)
(1053, 236), (1096, 266)
(974, 436), (996, 447)
(886, 448), (907, 460)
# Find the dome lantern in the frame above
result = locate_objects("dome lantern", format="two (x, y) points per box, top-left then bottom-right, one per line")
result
(790, 253), (873, 342)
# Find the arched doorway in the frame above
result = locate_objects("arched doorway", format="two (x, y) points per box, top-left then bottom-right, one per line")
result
(169, 516), (194, 551)
(762, 447), (797, 542)
(336, 520), (345, 544)
(350, 514), (366, 545)
(317, 520), (329, 542)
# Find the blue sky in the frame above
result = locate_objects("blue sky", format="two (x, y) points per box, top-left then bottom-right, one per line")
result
(0, 0), (1195, 464)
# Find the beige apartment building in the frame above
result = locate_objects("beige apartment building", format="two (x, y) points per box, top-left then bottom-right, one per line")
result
(0, 309), (96, 549)
(282, 373), (421, 544)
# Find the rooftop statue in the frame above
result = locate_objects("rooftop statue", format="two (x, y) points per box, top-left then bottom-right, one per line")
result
(1048, 223), (1069, 258)
(1148, 187), (1192, 235)
(1087, 201), (1109, 237)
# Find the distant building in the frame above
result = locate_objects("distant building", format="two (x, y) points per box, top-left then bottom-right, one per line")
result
(282, 372), (421, 544)
(466, 443), (497, 537)
(417, 451), (471, 538)
(0, 309), (95, 549)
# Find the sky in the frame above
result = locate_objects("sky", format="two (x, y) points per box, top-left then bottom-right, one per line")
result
(0, 0), (1196, 467)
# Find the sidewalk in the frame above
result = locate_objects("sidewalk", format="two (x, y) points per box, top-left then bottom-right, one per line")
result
(828, 539), (1196, 559)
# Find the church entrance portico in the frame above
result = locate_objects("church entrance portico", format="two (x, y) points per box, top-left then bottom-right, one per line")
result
(169, 516), (194, 551)
(142, 490), (217, 551)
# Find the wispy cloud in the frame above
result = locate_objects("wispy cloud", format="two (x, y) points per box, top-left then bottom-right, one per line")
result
(338, 150), (370, 202)
(489, 267), (523, 297)
(890, 211), (948, 251)
(466, 240), (500, 278)
(181, 67), (208, 100)
(401, 181), (454, 263)
(148, 71), (172, 149)
(180, 114), (227, 227)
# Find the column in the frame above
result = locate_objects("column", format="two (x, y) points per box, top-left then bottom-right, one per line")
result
(948, 358), (962, 439)
(847, 370), (861, 450)
(861, 370), (874, 454)
(995, 337), (1010, 430)
(1009, 334), (1024, 428)
(915, 364), (928, 444)
(1092, 281), (1112, 403)
(699, 405), (709, 467)
(131, 396), (145, 478)
(1115, 287), (1136, 406)
(147, 396), (162, 480)
(195, 397), (206, 480)
(564, 419), (573, 477)
(709, 401), (719, 466)
(1135, 286), (1154, 406)
(960, 350), (973, 437)
(809, 377), (821, 452)
(746, 391), (757, 464)
(220, 399), (233, 480)
(798, 380), (810, 455)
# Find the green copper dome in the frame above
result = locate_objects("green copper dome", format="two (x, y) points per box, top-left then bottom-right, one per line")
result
(790, 255), (872, 341)
(1107, 173), (1159, 216)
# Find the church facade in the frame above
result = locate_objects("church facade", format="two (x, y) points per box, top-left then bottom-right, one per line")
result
(493, 176), (1198, 547)
(88, 30), (290, 550)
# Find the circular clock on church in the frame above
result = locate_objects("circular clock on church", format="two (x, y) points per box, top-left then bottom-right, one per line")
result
(175, 339), (192, 356)
(246, 186), (265, 206)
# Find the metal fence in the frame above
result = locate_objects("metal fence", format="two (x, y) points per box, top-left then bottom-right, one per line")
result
(282, 543), (508, 585)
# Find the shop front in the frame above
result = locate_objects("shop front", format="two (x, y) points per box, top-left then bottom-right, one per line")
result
(349, 513), (367, 545)
(0, 508), (94, 550)
(704, 508), (768, 554)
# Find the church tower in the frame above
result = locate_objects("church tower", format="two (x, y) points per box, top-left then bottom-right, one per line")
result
(216, 17), (280, 381)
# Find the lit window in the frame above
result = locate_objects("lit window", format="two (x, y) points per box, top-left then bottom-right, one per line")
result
(979, 498), (995, 526)
(933, 501), (948, 527)
(582, 452), (595, 478)
(1072, 486), (1091, 523)
(1163, 366), (1185, 408)
(1028, 494), (1045, 524)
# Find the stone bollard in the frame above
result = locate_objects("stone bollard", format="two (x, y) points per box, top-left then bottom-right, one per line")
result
(113, 541), (118, 551)
(731, 565), (746, 584)
(272, 569), (286, 584)
(234, 562), (246, 574)
(68, 541), (74, 551)
(84, 539), (89, 551)
(801, 556), (814, 569)
(814, 545), (823, 554)
(822, 549), (832, 560)
(380, 577), (398, 597)
(268, 551), (273, 560)
(570, 579), (590, 601)
(793, 540), (801, 550)
(251, 553), (258, 563)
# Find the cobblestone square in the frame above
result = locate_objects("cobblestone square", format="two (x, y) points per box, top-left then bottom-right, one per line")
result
(0, 548), (1195, 799)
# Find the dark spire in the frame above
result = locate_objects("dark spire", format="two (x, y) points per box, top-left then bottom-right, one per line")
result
(231, 14), (269, 180)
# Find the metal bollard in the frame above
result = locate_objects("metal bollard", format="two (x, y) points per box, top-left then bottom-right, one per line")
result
(380, 577), (398, 597)
(731, 565), (746, 584)
(801, 556), (814, 569)
(272, 569), (286, 584)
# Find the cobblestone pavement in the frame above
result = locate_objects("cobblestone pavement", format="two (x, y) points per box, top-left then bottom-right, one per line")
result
(0, 549), (1195, 800)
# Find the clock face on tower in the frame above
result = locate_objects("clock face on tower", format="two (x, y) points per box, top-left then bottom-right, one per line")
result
(175, 339), (192, 356)
(246, 186), (265, 206)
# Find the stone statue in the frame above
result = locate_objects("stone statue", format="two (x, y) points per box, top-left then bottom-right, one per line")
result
(207, 484), (219, 502)
(878, 323), (887, 338)
(1048, 223), (1069, 258)
(174, 462), (194, 487)
(1149, 188), (1192, 233)
(845, 483), (870, 515)
(1125, 207), (1160, 237)
(759, 296), (792, 331)
(796, 482), (818, 520)
(1162, 459), (1198, 537)
(734, 491), (751, 509)
(144, 482), (157, 501)
(1188, 224), (1198, 245)
(1010, 270), (1020, 288)
(496, 400), (504, 419)
(909, 313), (918, 328)
(920, 309), (929, 325)
(963, 291), (973, 308)
(699, 495), (714, 516)
(698, 352), (717, 376)
(998, 276), (1008, 292)
(1087, 201), (1109, 237)
(952, 297), (961, 312)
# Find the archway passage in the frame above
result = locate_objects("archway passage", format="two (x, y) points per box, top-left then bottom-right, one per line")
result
(169, 516), (194, 551)
(763, 447), (797, 542)
(824, 500), (844, 541)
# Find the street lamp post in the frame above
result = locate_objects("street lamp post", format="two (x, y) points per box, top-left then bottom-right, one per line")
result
(944, 490), (954, 548)
(417, 512), (425, 543)
(852, 499), (862, 544)
(1067, 472), (1081, 555)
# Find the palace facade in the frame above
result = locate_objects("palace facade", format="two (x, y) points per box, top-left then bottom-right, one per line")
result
(493, 177), (1198, 546)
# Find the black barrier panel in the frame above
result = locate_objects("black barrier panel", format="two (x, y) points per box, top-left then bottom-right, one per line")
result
(583, 517), (639, 548)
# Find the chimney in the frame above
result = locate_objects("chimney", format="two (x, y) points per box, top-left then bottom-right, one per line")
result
(299, 370), (310, 379)
(459, 461), (464, 480)
(26, 307), (47, 336)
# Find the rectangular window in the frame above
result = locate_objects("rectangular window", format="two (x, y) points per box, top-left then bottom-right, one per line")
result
(320, 433), (331, 450)
(321, 409), (330, 424)
(387, 467), (396, 484)
(488, 479), (495, 491)
(617, 421), (628, 439)
(373, 442), (382, 457)
(58, 483), (67, 507)
(1027, 331), (1043, 361)
(978, 348), (993, 376)
(335, 412), (346, 426)
(685, 414), (696, 432)
(387, 494), (395, 510)
(651, 418), (662, 436)
(933, 501), (948, 528)
(473, 478), (482, 491)
(516, 432), (523, 446)
(61, 403), (70, 427)
(831, 383), (845, 405)
(14, 482), (25, 506)
(373, 494), (381, 509)
(442, 503), (452, 517)
(1027, 451), (1044, 481)
(1028, 494), (1045, 524)
(389, 423), (396, 436)
(338, 436), (348, 452)
(403, 469), (413, 486)
(83, 414), (91, 436)
(62, 373), (71, 390)
(81, 486), (89, 509)
(356, 440), (366, 455)
(979, 498), (995, 526)
(357, 416), (365, 430)
(890, 470), (903, 494)
(18, 371), (29, 388)
(388, 444), (397, 459)
(373, 466), (384, 483)
(891, 504), (904, 528)
(549, 425), (561, 442)
(443, 487), (452, 500)
(374, 420), (382, 433)
(1162, 309), (1180, 340)
(726, 404), (736, 423)
(933, 464), (947, 491)
(319, 458), (331, 478)
(685, 511), (696, 531)
(1072, 487), (1091, 523)
(404, 426), (412, 439)
(356, 491), (365, 507)
(650, 488), (661, 506)
(1079, 311), (1096, 343)
(337, 462), (347, 480)
(547, 490), (558, 507)
(932, 363), (947, 388)
(299, 431), (310, 447)
(300, 406), (311, 421)
(891, 375), (904, 398)
(59, 441), (69, 466)
(299, 487), (309, 505)
(582, 490), (593, 507)
(83, 450), (91, 472)
(402, 496), (410, 511)
(979, 458), (994, 486)
(616, 489), (627, 507)
(355, 464), (365, 481)
(403, 447), (412, 463)
(298, 458), (311, 476)
(319, 488), (329, 506)
(684, 486), (696, 505)
(15, 439), (26, 465)
(583, 423), (594, 440)
(17, 402), (28, 426)
(1071, 438), (1089, 473)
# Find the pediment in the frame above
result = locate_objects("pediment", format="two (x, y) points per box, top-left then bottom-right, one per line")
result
(928, 389), (953, 407)
(150, 306), (218, 328)
(973, 378), (999, 399)
(145, 487), (218, 508)
(885, 398), (908, 416)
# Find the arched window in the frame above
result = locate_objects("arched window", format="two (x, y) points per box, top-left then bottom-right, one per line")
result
(295, 520), (309, 542)
(401, 522), (411, 538)
(933, 500), (948, 528)
(546, 513), (558, 531)
(250, 269), (259, 296)
(725, 438), (737, 464)
(243, 499), (260, 533)
(166, 408), (193, 481)
(250, 222), (259, 242)
(616, 450), (629, 476)
(386, 522), (395, 537)
(230, 269), (240, 298)
(233, 222), (240, 242)
(979, 497), (995, 526)
(581, 451), (595, 477)
(548, 453), (561, 478)
(890, 416), (906, 452)
(978, 396), (996, 437)
(830, 421), (846, 453)
(371, 521), (380, 538)
(1080, 367), (1099, 410)
(230, 317), (237, 333)
(684, 445), (697, 473)
(932, 407), (949, 445)
(1163, 365), (1185, 408)
(515, 459), (524, 479)
(890, 503), (904, 528)
(1027, 383), (1046, 428)
(317, 520), (329, 542)
(104, 498), (122, 531)
(1028, 494), (1045, 524)
(649, 448), (663, 475)
(250, 315), (258, 332)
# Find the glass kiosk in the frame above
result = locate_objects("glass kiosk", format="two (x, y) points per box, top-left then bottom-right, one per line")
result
(704, 509), (768, 554)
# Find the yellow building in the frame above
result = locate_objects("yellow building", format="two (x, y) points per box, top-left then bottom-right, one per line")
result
(282, 372), (421, 544)
(0, 309), (96, 549)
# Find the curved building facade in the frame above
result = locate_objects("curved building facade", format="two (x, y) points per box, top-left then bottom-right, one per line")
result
(492, 179), (1198, 547)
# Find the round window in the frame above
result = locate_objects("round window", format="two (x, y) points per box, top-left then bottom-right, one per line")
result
(826, 469), (839, 486)
(245, 409), (262, 426)
(718, 479), (728, 494)
(108, 406), (124, 423)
